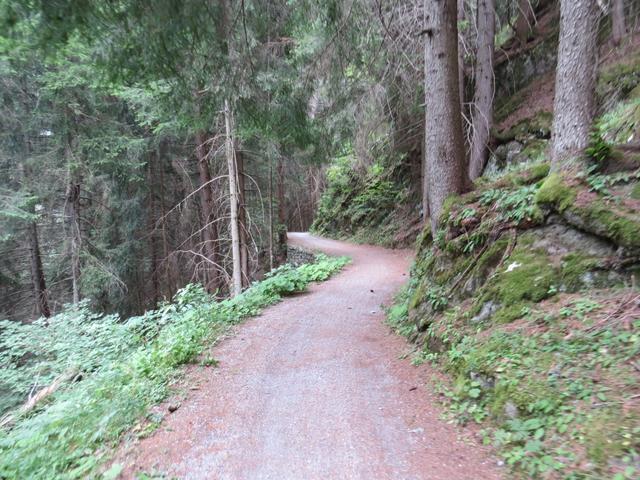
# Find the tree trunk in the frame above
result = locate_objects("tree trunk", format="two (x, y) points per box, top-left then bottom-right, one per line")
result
(268, 159), (274, 271)
(27, 214), (50, 319)
(423, 0), (466, 235)
(157, 139), (176, 298)
(469, 0), (496, 180)
(195, 131), (222, 293)
(147, 148), (160, 305)
(457, 0), (466, 112)
(236, 148), (249, 287)
(276, 156), (288, 266)
(551, 0), (599, 169)
(225, 99), (243, 297)
(65, 178), (82, 303)
(611, 0), (627, 46)
(514, 0), (535, 45)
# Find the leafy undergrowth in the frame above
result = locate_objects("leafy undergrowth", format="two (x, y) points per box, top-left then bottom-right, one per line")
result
(0, 254), (349, 480)
(391, 156), (640, 478)
(311, 147), (419, 247)
(391, 288), (639, 479)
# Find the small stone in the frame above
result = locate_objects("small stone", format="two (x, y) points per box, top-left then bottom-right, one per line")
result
(168, 403), (180, 413)
(504, 401), (519, 419)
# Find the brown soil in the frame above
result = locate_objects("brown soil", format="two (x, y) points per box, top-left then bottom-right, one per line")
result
(497, 72), (555, 132)
(114, 233), (503, 480)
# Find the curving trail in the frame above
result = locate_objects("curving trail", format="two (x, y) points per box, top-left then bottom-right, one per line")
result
(117, 233), (502, 480)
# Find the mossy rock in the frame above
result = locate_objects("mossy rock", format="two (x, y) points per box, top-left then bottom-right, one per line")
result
(535, 173), (577, 212)
(482, 243), (557, 306)
(490, 375), (558, 419)
(559, 252), (601, 291)
(494, 111), (553, 144)
(563, 197), (640, 253)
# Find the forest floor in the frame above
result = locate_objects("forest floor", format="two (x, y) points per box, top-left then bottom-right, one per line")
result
(114, 233), (502, 480)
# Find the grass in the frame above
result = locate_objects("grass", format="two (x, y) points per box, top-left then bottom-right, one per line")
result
(0, 254), (349, 479)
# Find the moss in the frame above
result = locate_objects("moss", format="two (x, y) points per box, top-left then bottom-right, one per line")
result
(631, 182), (640, 200)
(566, 198), (640, 251)
(491, 302), (529, 324)
(495, 111), (553, 144)
(415, 227), (433, 254)
(476, 237), (509, 272)
(560, 252), (600, 291)
(534, 173), (577, 212)
(528, 162), (551, 182)
(583, 409), (637, 465)
(597, 52), (640, 100)
(490, 375), (557, 418)
(439, 194), (462, 227)
(495, 90), (526, 124)
(486, 246), (557, 306)
(409, 279), (428, 311)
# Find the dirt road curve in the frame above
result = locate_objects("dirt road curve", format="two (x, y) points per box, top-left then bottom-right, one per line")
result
(118, 233), (502, 480)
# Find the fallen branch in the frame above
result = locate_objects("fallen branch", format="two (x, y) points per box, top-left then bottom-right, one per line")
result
(0, 368), (79, 430)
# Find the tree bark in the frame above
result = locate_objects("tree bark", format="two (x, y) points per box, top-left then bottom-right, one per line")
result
(551, 0), (599, 169)
(457, 0), (466, 112)
(468, 0), (496, 180)
(157, 139), (176, 298)
(276, 156), (288, 266)
(423, 0), (466, 235)
(27, 214), (50, 319)
(65, 178), (81, 304)
(268, 159), (274, 271)
(225, 99), (243, 297)
(515, 0), (535, 45)
(195, 131), (222, 293)
(236, 148), (249, 287)
(611, 0), (627, 46)
(147, 148), (161, 305)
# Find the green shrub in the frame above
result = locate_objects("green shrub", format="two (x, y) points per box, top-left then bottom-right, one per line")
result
(0, 254), (349, 479)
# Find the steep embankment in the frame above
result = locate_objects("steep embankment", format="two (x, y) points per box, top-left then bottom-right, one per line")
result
(390, 48), (640, 479)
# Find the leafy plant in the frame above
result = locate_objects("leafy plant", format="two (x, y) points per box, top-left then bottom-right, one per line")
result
(0, 255), (349, 479)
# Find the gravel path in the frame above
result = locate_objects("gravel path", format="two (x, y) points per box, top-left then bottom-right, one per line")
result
(117, 233), (502, 480)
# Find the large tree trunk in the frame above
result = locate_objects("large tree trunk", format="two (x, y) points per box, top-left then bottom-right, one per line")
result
(457, 0), (466, 112)
(195, 131), (222, 293)
(468, 0), (496, 180)
(224, 99), (243, 297)
(611, 0), (627, 46)
(423, 0), (466, 235)
(551, 0), (599, 169)
(27, 214), (50, 319)
(65, 178), (81, 304)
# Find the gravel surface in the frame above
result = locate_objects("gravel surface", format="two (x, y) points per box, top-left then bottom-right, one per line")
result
(117, 233), (503, 480)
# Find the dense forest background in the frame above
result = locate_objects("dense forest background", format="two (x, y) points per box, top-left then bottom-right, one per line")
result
(2, 0), (640, 478)
(2, 1), (638, 321)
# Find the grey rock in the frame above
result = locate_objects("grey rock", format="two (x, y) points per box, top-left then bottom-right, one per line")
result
(504, 401), (519, 419)
(471, 301), (499, 324)
(470, 371), (495, 390)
